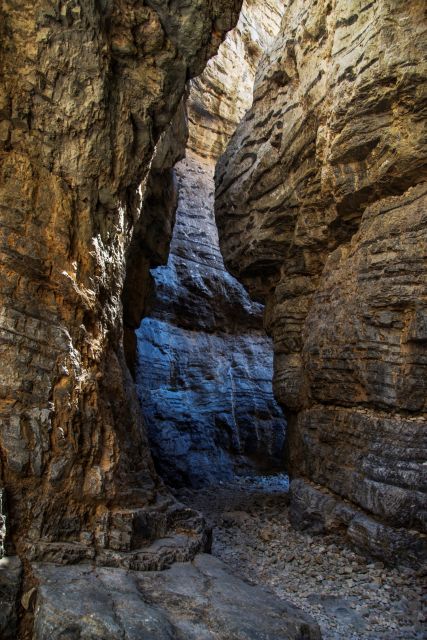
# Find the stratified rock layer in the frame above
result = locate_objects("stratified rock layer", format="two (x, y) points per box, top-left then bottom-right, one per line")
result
(0, 0), (242, 564)
(136, 1), (286, 487)
(216, 0), (427, 562)
(136, 153), (286, 486)
(188, 0), (283, 160)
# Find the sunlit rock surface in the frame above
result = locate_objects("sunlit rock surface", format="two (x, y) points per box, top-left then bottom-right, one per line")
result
(188, 0), (283, 160)
(215, 0), (427, 563)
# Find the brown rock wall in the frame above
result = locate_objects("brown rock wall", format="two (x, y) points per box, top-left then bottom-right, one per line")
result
(215, 0), (427, 560)
(0, 0), (241, 564)
(188, 0), (283, 160)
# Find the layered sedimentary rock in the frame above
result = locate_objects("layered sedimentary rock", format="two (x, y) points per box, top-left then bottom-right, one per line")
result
(0, 2), (324, 637)
(216, 0), (427, 563)
(0, 0), (242, 567)
(136, 0), (286, 487)
(188, 0), (283, 160)
(136, 152), (286, 486)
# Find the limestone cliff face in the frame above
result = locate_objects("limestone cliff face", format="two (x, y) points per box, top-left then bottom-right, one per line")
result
(135, 0), (286, 487)
(0, 0), (242, 567)
(216, 0), (427, 563)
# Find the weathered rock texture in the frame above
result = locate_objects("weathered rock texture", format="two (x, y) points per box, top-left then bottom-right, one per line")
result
(135, 0), (286, 487)
(216, 0), (427, 564)
(0, 556), (22, 639)
(0, 0), (242, 566)
(136, 152), (286, 487)
(122, 98), (189, 378)
(0, 489), (5, 558)
(32, 555), (321, 639)
(188, 0), (283, 160)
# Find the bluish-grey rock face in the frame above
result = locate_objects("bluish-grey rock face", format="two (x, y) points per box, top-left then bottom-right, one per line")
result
(136, 154), (286, 487)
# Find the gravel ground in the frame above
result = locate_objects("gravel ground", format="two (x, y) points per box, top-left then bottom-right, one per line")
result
(175, 475), (427, 640)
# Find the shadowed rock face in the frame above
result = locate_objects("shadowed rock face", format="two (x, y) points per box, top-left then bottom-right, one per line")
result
(215, 0), (427, 563)
(0, 556), (22, 639)
(0, 490), (5, 559)
(135, 0), (286, 487)
(0, 0), (242, 566)
(136, 153), (286, 486)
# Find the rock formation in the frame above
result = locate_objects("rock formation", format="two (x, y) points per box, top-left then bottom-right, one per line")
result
(3, 0), (425, 634)
(0, 1), (323, 637)
(0, 0), (244, 568)
(136, 151), (286, 486)
(32, 554), (321, 639)
(187, 0), (284, 160)
(216, 0), (427, 564)
(135, 0), (286, 487)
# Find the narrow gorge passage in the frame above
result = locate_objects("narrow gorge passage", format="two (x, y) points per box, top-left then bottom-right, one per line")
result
(132, 3), (426, 639)
(136, 151), (286, 487)
(134, 1), (287, 486)
(0, 0), (426, 638)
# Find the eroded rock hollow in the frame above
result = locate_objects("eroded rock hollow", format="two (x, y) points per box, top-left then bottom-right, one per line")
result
(215, 0), (427, 565)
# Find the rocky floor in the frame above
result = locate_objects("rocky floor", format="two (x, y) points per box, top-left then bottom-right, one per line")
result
(175, 475), (426, 640)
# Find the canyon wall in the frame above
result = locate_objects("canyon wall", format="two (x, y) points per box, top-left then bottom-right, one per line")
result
(187, 0), (284, 160)
(136, 152), (286, 486)
(135, 0), (286, 487)
(0, 0), (242, 567)
(0, 5), (324, 639)
(216, 0), (427, 564)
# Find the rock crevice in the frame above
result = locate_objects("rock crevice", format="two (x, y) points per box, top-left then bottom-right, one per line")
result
(135, 0), (287, 487)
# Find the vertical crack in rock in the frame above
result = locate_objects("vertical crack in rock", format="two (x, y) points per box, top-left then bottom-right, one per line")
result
(215, 0), (427, 565)
(135, 0), (287, 487)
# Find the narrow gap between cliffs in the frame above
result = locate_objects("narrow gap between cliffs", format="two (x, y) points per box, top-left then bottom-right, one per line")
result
(130, 1), (289, 493)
